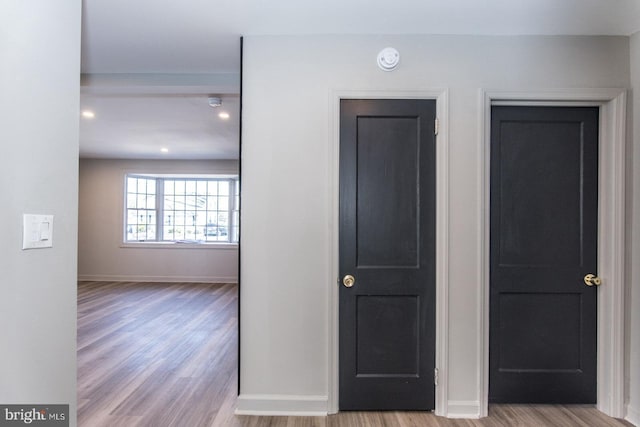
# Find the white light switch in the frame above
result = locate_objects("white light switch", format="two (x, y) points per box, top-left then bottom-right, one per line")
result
(22, 214), (54, 250)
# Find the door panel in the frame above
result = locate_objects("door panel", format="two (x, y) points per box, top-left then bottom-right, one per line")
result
(489, 106), (598, 403)
(339, 99), (436, 410)
(356, 295), (419, 376)
(356, 116), (419, 267)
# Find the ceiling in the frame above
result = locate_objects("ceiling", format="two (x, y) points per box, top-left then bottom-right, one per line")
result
(80, 94), (239, 159)
(79, 0), (640, 160)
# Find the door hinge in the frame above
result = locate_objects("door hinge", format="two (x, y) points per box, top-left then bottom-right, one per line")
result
(434, 368), (439, 386)
(435, 118), (439, 136)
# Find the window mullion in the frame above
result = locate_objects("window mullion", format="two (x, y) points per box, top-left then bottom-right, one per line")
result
(228, 179), (236, 243)
(156, 179), (164, 242)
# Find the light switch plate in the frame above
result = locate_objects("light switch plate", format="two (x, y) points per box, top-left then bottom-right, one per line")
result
(22, 214), (54, 250)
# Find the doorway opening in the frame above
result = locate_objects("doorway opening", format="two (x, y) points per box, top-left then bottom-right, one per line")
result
(77, 81), (242, 424)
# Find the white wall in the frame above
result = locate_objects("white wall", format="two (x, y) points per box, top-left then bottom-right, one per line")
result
(78, 158), (239, 283)
(0, 1), (81, 425)
(240, 35), (631, 416)
(628, 31), (640, 427)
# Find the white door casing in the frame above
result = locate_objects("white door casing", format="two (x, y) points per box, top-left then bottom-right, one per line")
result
(479, 89), (627, 418)
(328, 89), (450, 415)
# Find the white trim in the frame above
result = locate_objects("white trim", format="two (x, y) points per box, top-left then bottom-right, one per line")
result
(627, 404), (640, 426)
(447, 400), (481, 419)
(478, 90), (492, 419)
(478, 89), (627, 419)
(435, 92), (450, 418)
(327, 89), (450, 416)
(596, 91), (627, 418)
(77, 274), (238, 283)
(235, 394), (328, 416)
(119, 242), (238, 250)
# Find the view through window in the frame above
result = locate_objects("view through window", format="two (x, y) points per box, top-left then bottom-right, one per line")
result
(125, 175), (239, 244)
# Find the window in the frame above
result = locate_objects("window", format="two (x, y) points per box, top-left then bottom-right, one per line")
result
(125, 175), (239, 244)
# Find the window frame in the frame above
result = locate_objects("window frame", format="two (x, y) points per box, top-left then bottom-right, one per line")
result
(122, 173), (239, 248)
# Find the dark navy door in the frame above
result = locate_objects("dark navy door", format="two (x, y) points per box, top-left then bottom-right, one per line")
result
(489, 106), (599, 403)
(339, 99), (436, 410)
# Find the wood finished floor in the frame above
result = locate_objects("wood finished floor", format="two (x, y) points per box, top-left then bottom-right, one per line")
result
(78, 281), (633, 427)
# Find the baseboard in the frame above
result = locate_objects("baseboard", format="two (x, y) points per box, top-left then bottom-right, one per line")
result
(235, 394), (328, 416)
(627, 404), (640, 426)
(77, 274), (238, 283)
(446, 400), (481, 419)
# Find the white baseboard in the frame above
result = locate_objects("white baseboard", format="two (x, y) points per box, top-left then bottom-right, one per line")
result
(627, 404), (640, 427)
(235, 394), (328, 416)
(446, 400), (481, 419)
(77, 274), (238, 283)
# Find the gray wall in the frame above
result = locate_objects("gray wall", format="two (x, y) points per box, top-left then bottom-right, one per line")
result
(240, 35), (632, 416)
(78, 158), (239, 283)
(628, 30), (640, 427)
(0, 1), (81, 425)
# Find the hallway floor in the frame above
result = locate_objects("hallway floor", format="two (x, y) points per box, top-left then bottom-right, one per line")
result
(77, 281), (632, 427)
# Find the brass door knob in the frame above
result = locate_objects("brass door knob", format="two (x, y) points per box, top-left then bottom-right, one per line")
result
(343, 274), (355, 288)
(584, 274), (602, 287)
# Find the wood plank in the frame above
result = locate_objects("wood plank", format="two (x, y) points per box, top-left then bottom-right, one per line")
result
(78, 281), (632, 427)
(78, 281), (238, 427)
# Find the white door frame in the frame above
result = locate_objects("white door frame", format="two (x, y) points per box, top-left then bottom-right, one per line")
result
(328, 89), (450, 415)
(478, 89), (627, 418)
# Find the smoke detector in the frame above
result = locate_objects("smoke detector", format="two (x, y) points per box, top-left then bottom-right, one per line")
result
(377, 47), (400, 72)
(208, 96), (222, 107)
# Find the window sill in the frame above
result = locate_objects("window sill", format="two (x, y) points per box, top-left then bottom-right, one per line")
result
(120, 241), (238, 250)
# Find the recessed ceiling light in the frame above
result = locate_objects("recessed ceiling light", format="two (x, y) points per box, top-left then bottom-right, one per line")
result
(218, 112), (230, 120)
(81, 110), (95, 119)
(160, 148), (169, 153)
